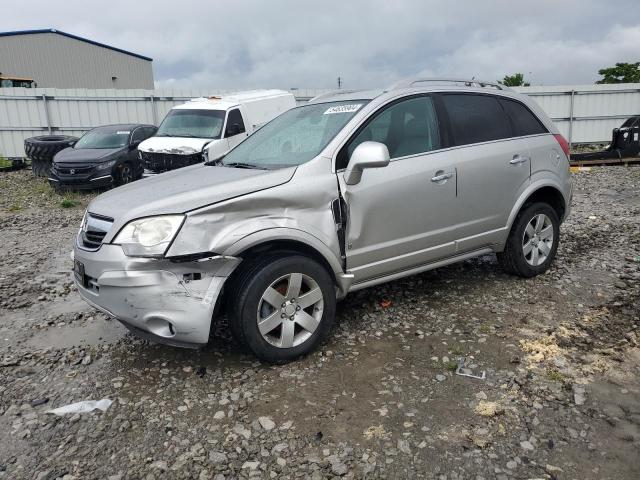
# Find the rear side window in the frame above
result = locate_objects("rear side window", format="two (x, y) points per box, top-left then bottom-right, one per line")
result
(442, 94), (511, 146)
(131, 128), (147, 144)
(500, 99), (547, 136)
(143, 127), (157, 139)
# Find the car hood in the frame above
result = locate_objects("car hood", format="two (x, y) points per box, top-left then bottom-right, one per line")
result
(88, 164), (296, 239)
(54, 147), (123, 163)
(138, 136), (213, 154)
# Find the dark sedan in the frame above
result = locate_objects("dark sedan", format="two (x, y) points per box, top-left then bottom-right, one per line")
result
(49, 124), (157, 189)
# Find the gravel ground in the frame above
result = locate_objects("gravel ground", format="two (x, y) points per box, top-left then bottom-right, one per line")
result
(0, 167), (639, 480)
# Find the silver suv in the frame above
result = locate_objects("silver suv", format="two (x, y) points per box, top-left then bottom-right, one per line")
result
(73, 78), (572, 363)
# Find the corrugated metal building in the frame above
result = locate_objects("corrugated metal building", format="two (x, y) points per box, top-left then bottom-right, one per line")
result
(0, 29), (153, 89)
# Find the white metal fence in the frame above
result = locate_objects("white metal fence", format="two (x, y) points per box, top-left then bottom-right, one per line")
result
(1, 84), (640, 158)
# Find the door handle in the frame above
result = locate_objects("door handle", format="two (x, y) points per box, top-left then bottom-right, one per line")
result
(431, 172), (453, 182)
(510, 154), (530, 165)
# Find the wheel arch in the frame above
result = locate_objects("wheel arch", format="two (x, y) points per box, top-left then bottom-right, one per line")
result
(508, 182), (567, 232)
(222, 228), (345, 288)
(215, 229), (346, 322)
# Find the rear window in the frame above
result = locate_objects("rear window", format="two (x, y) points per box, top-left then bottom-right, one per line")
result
(499, 98), (547, 136)
(442, 94), (511, 146)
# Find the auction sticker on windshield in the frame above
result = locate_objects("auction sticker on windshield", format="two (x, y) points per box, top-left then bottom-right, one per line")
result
(324, 104), (362, 115)
(116, 131), (130, 135)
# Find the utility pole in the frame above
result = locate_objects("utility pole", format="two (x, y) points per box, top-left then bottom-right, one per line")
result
(337, 77), (342, 89)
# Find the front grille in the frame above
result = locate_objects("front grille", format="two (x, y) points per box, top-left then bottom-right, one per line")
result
(141, 151), (203, 172)
(55, 163), (95, 175)
(80, 213), (113, 250)
(83, 230), (106, 246)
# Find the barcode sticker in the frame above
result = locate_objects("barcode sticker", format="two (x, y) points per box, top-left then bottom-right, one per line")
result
(324, 104), (362, 115)
(116, 131), (130, 135)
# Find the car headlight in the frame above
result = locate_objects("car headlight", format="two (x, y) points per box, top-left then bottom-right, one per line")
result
(112, 215), (184, 257)
(97, 160), (117, 170)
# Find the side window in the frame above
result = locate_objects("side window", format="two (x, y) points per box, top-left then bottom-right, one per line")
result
(131, 128), (146, 144)
(340, 96), (441, 168)
(442, 94), (511, 146)
(499, 98), (547, 136)
(225, 109), (246, 137)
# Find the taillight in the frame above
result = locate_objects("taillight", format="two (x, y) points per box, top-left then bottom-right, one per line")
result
(554, 134), (570, 159)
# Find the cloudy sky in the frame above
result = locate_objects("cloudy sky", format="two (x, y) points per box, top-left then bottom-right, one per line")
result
(6, 0), (640, 89)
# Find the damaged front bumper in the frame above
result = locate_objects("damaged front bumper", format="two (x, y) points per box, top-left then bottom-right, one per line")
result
(72, 242), (241, 347)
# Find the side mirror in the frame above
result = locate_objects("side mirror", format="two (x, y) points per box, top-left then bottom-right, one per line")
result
(343, 141), (390, 185)
(130, 140), (141, 149)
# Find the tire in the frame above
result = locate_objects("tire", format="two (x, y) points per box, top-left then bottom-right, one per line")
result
(227, 253), (337, 363)
(498, 202), (560, 277)
(115, 162), (134, 186)
(24, 135), (78, 177)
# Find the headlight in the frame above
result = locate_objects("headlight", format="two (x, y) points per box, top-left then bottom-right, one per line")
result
(97, 160), (117, 170)
(112, 215), (184, 257)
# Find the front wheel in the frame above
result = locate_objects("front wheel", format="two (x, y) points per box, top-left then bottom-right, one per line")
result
(498, 202), (560, 277)
(227, 254), (336, 363)
(115, 162), (134, 186)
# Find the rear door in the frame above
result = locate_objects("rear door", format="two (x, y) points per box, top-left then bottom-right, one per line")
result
(225, 108), (249, 150)
(440, 93), (531, 252)
(498, 97), (554, 179)
(337, 95), (459, 283)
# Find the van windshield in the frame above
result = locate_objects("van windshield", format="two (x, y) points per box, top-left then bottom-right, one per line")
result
(221, 101), (367, 169)
(157, 109), (225, 139)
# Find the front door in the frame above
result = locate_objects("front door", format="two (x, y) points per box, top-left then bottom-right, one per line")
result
(337, 95), (459, 283)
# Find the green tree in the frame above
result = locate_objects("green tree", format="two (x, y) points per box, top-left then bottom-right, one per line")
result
(596, 62), (640, 84)
(500, 73), (530, 87)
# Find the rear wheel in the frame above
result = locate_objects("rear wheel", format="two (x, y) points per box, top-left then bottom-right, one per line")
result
(227, 254), (336, 363)
(498, 202), (560, 277)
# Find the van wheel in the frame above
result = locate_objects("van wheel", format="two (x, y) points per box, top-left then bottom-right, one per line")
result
(227, 254), (336, 363)
(498, 202), (560, 278)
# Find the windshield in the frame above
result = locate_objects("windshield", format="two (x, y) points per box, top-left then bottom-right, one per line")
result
(157, 109), (225, 139)
(75, 128), (130, 149)
(221, 100), (367, 168)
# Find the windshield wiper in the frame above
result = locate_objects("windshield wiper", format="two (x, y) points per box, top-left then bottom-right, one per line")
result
(223, 162), (266, 170)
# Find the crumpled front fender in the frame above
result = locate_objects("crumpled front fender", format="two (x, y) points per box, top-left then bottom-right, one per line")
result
(166, 168), (344, 276)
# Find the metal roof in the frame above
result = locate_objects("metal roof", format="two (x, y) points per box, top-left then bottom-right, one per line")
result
(0, 29), (152, 61)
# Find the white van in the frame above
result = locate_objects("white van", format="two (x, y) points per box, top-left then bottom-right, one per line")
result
(139, 90), (296, 173)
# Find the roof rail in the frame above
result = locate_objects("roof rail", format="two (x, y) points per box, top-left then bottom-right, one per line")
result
(387, 77), (510, 91)
(308, 89), (358, 103)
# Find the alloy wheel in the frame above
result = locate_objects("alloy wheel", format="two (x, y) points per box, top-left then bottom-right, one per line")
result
(256, 273), (324, 348)
(120, 165), (132, 184)
(522, 213), (554, 266)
